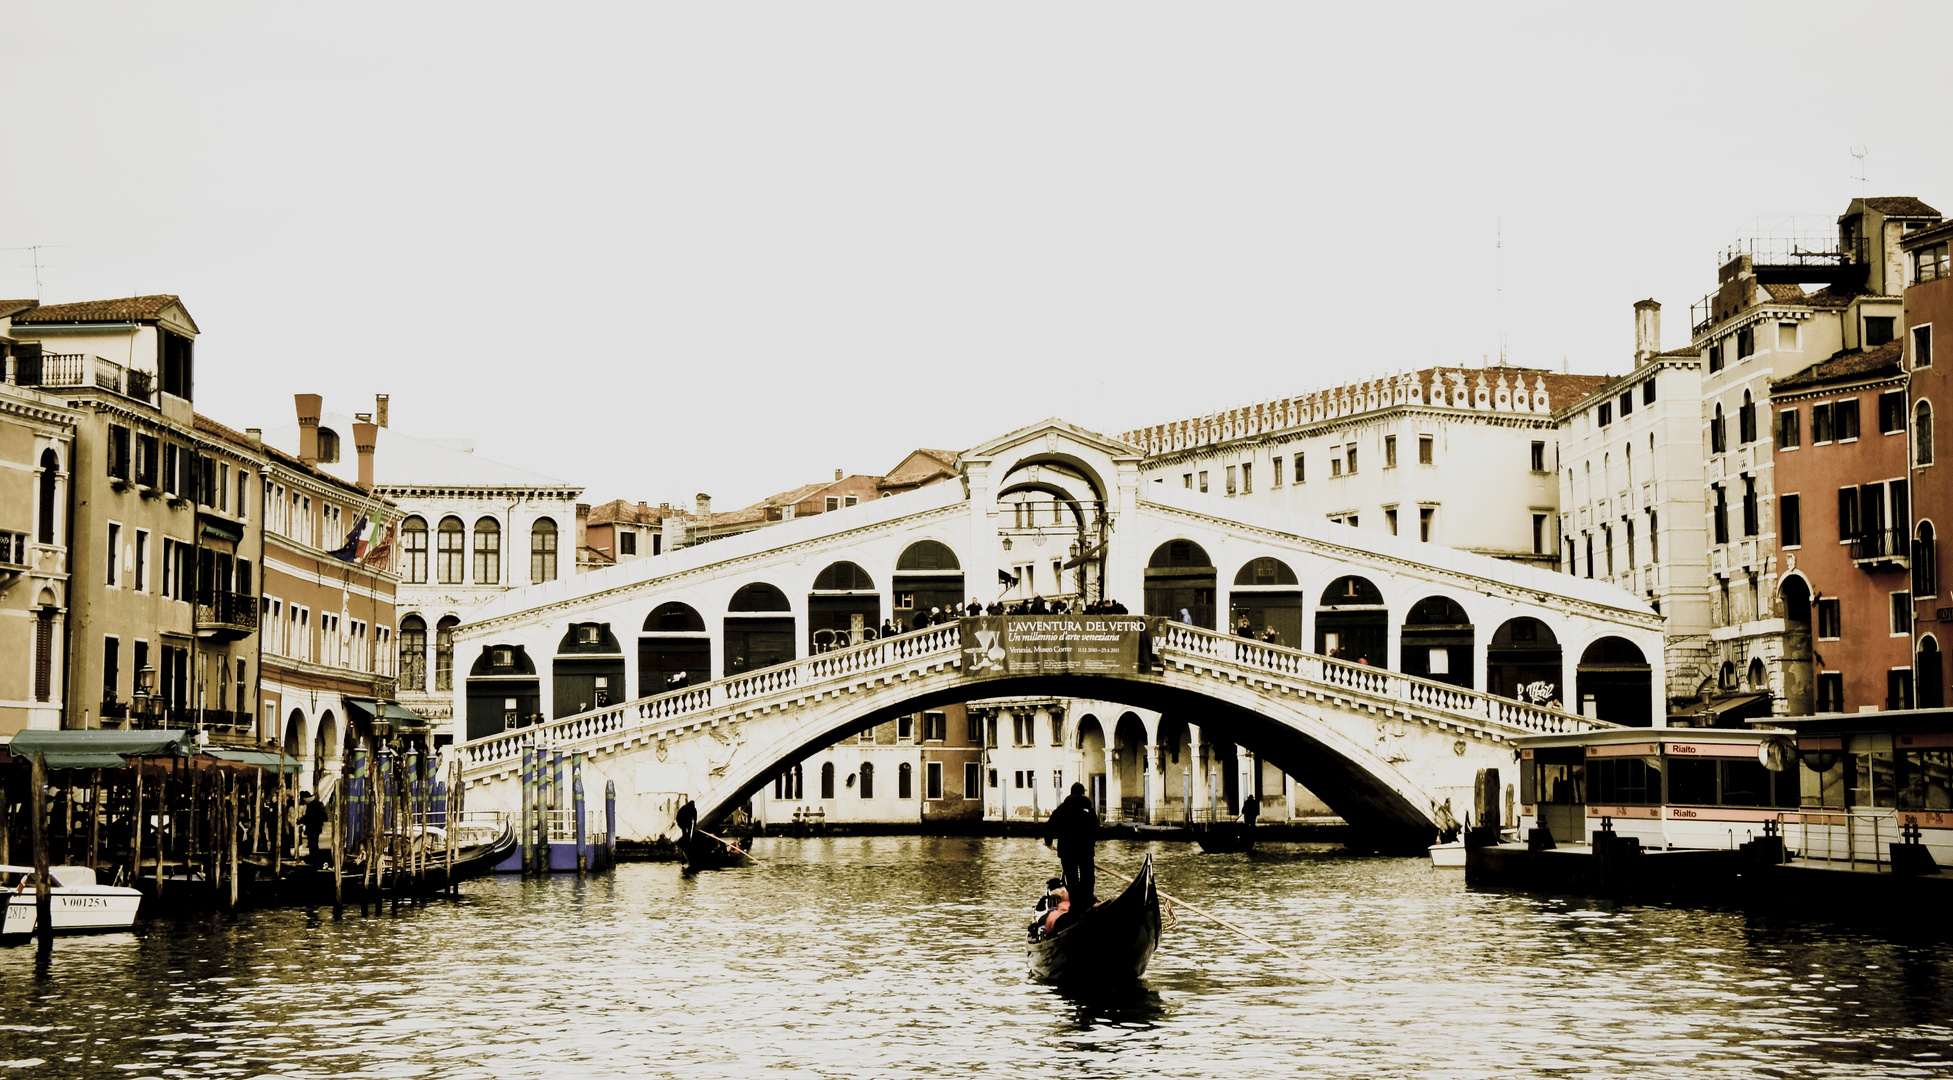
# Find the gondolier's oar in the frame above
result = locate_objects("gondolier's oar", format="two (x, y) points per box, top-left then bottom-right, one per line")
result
(694, 828), (761, 864)
(1095, 863), (1347, 987)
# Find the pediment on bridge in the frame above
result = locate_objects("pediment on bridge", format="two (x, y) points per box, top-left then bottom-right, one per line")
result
(961, 418), (1144, 468)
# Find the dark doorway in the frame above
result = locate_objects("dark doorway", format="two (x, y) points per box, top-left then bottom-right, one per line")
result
(553, 622), (625, 718)
(810, 561), (880, 651)
(1316, 575), (1386, 666)
(1146, 540), (1216, 629)
(1921, 637), (1945, 710)
(1487, 617), (1562, 705)
(640, 602), (710, 695)
(726, 582), (793, 677)
(1576, 637), (1653, 727)
(1400, 595), (1474, 688)
(465, 644), (541, 741)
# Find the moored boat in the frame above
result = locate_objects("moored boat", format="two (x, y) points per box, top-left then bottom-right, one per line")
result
(1428, 840), (1466, 868)
(1, 865), (144, 941)
(1026, 854), (1161, 986)
(245, 821), (518, 906)
(1190, 821), (1257, 854)
(678, 833), (754, 873)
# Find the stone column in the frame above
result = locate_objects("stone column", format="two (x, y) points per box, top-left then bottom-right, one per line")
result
(1186, 725), (1205, 817)
(1143, 730), (1160, 821)
(1103, 746), (1120, 821)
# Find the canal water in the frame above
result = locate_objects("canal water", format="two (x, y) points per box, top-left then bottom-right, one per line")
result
(4, 837), (1953, 1078)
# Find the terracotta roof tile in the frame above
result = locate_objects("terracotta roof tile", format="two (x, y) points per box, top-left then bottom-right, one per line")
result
(1763, 283), (1807, 302)
(14, 295), (191, 326)
(1861, 196), (1941, 218)
(1770, 341), (1904, 391)
(0, 300), (38, 319)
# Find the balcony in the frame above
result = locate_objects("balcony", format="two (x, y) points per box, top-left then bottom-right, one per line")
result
(1849, 528), (1910, 570)
(8, 352), (154, 403)
(0, 530), (26, 587)
(195, 589), (260, 641)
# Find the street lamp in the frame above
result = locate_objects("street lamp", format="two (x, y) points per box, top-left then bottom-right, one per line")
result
(133, 665), (157, 728)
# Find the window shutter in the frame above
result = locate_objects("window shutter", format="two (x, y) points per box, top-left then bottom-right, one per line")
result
(1839, 488), (1857, 541)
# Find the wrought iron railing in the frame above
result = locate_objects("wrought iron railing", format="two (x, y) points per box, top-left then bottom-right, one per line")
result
(1849, 528), (1910, 565)
(195, 589), (261, 635)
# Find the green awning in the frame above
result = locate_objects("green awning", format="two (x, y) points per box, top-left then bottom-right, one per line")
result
(6, 729), (197, 770)
(206, 748), (301, 774)
(344, 698), (431, 732)
(199, 514), (244, 543)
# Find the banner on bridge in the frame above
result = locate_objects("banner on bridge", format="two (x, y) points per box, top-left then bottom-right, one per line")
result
(959, 615), (1154, 676)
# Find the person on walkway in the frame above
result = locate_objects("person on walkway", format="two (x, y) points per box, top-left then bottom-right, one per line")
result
(1241, 791), (1260, 829)
(299, 791), (328, 863)
(880, 619), (896, 638)
(1042, 782), (1099, 908)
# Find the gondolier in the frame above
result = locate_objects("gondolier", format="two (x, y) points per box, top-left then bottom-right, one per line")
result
(1043, 782), (1098, 907)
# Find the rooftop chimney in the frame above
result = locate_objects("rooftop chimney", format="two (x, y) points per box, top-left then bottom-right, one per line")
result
(352, 421), (378, 492)
(695, 492), (712, 519)
(375, 394), (390, 429)
(1634, 299), (1661, 363)
(295, 393), (322, 467)
(245, 427), (263, 449)
(835, 468), (843, 482)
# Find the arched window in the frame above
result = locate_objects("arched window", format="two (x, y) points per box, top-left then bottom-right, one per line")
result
(37, 449), (58, 544)
(530, 518), (558, 583)
(1739, 390), (1757, 445)
(473, 517), (501, 584)
(1711, 403), (1727, 453)
(437, 517), (465, 584)
(317, 428), (341, 464)
(400, 516), (429, 584)
(399, 615), (427, 692)
(821, 761), (835, 799)
(898, 762), (913, 799)
(1918, 522), (1938, 599)
(858, 762), (874, 799)
(435, 615), (459, 692)
(1919, 401), (1935, 466)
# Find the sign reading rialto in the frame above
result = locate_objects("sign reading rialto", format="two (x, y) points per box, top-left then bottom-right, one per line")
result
(960, 615), (1152, 676)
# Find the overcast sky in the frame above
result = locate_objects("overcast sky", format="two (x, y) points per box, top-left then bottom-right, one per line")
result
(9, 3), (1951, 508)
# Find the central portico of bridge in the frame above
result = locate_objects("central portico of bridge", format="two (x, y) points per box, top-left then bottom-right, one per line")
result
(446, 419), (1663, 849)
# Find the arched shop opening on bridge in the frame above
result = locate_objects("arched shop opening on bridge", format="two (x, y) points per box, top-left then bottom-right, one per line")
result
(640, 602), (710, 695)
(725, 583), (793, 677)
(1487, 617), (1562, 705)
(1576, 636), (1653, 726)
(1317, 575), (1385, 665)
(553, 622), (624, 718)
(1229, 557), (1301, 647)
(1076, 713), (1107, 812)
(1145, 540), (1216, 628)
(810, 561), (879, 651)
(465, 643), (540, 740)
(1399, 596), (1474, 689)
(893, 540), (964, 627)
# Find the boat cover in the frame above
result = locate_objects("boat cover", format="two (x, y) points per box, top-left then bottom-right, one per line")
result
(6, 729), (197, 770)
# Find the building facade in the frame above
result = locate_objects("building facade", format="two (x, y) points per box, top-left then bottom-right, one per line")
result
(1904, 216), (1953, 709)
(1556, 301), (1711, 707)
(0, 325), (78, 736)
(1119, 367), (1615, 575)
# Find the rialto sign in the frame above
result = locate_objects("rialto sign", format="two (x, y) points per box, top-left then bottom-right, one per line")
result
(960, 615), (1155, 676)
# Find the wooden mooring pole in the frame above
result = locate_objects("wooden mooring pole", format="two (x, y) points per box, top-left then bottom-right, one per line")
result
(31, 752), (53, 950)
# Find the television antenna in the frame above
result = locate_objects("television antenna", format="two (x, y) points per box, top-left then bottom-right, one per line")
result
(3, 244), (64, 302)
(1494, 217), (1508, 366)
(1850, 146), (1869, 198)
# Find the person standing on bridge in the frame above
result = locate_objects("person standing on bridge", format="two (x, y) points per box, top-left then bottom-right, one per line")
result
(1043, 782), (1098, 908)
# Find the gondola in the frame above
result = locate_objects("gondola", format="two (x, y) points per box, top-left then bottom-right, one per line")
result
(1190, 821), (1257, 854)
(1026, 854), (1161, 985)
(678, 832), (754, 873)
(241, 821), (519, 907)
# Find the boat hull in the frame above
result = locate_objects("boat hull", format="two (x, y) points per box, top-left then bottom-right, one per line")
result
(1191, 822), (1257, 854)
(1026, 854), (1161, 986)
(2, 888), (143, 939)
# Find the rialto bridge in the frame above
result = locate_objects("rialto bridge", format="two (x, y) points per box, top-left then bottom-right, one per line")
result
(446, 419), (1662, 851)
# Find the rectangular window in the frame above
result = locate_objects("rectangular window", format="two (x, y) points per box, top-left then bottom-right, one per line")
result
(1837, 398), (1861, 440)
(1419, 507), (1434, 543)
(1642, 377), (1657, 405)
(1817, 597), (1842, 639)
(964, 762), (981, 800)
(1917, 324), (1934, 369)
(898, 715), (914, 742)
(1812, 402), (1834, 443)
(133, 529), (148, 591)
(1533, 513), (1548, 555)
(1241, 462), (1252, 493)
(1598, 402), (1613, 427)
(1777, 408), (1801, 449)
(1713, 485), (1729, 544)
(107, 425), (131, 480)
(1530, 441), (1545, 471)
(1183, 473), (1193, 489)
(102, 636), (119, 702)
(1916, 242), (1950, 284)
(1737, 326), (1755, 358)
(1866, 316), (1896, 347)
(1838, 486), (1861, 541)
(1742, 477), (1759, 538)
(1650, 512), (1659, 562)
(843, 495), (858, 508)
(1880, 390), (1907, 434)
(825, 497), (840, 512)
(1619, 390), (1633, 418)
(1198, 471), (1208, 493)
(1781, 494), (1801, 547)
(1225, 466), (1237, 495)
(1330, 457), (1342, 478)
(1294, 455), (1305, 484)
(1894, 592), (1914, 635)
(1384, 436), (1398, 468)
(926, 761), (944, 800)
(1271, 457), (1283, 487)
(1345, 443), (1357, 474)
(106, 522), (120, 585)
(924, 711), (946, 742)
(1385, 508), (1398, 535)
(1420, 435), (1435, 465)
(136, 434), (158, 487)
(619, 532), (636, 556)
(1817, 672), (1845, 712)
(1709, 342), (1725, 373)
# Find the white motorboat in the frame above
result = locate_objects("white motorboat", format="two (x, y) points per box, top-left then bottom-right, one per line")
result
(1428, 840), (1466, 868)
(1, 865), (143, 939)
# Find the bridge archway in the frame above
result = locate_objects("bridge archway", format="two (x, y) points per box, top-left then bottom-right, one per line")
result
(726, 583), (793, 677)
(1317, 575), (1386, 665)
(1400, 595), (1474, 689)
(1576, 637), (1653, 726)
(1077, 713), (1107, 814)
(1229, 557), (1302, 647)
(1780, 573), (1815, 716)
(313, 709), (338, 792)
(1146, 540), (1216, 628)
(894, 540), (963, 628)
(464, 644), (539, 740)
(640, 602), (710, 695)
(1112, 711), (1148, 819)
(810, 561), (879, 651)
(553, 622), (624, 718)
(1488, 617), (1561, 705)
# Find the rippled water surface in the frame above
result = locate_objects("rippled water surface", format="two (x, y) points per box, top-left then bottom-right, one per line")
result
(5, 837), (1953, 1078)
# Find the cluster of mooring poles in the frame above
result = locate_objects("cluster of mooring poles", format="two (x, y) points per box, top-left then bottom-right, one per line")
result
(513, 743), (614, 876)
(337, 739), (466, 910)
